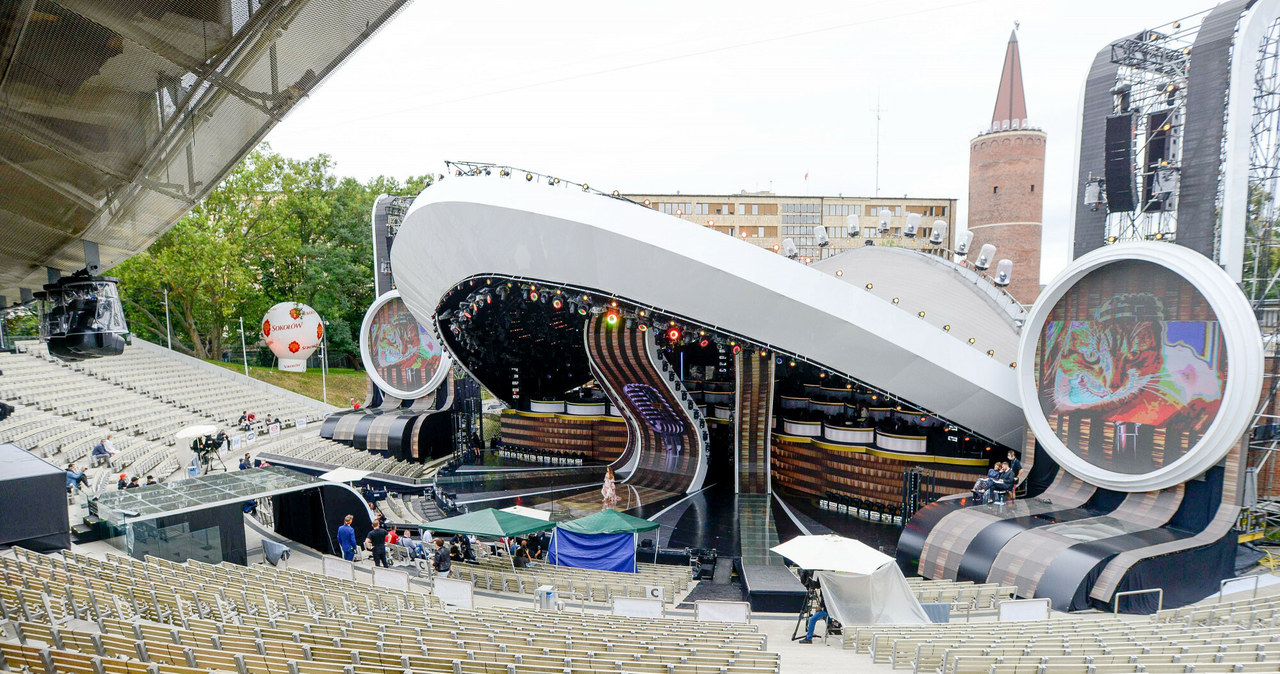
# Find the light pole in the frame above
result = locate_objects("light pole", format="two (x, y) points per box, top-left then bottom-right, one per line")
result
(320, 318), (329, 405)
(162, 288), (172, 350)
(238, 316), (248, 378)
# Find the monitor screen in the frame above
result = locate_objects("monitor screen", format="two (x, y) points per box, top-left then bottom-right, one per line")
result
(1033, 259), (1227, 474)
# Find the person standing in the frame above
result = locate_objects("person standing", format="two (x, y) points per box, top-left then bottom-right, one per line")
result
(366, 521), (390, 568)
(1007, 450), (1023, 482)
(239, 453), (252, 470)
(432, 538), (451, 577)
(601, 465), (618, 504)
(337, 514), (358, 561)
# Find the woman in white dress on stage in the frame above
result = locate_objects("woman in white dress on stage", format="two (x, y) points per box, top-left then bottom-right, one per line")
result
(601, 466), (618, 504)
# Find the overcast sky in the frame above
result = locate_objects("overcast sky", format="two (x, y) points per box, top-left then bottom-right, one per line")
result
(265, 0), (1215, 283)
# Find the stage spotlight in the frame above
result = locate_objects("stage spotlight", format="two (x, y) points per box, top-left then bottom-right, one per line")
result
(846, 213), (860, 237)
(577, 305), (588, 316)
(835, 270), (844, 277)
(540, 292), (549, 304)
(891, 297), (900, 304)
(929, 220), (947, 246)
(529, 290), (540, 302)
(699, 339), (709, 348)
(904, 213), (921, 238)
(582, 184), (590, 191)
(865, 283), (873, 290)
(552, 298), (563, 310)
(968, 338), (976, 344)
(776, 357), (783, 365)
(986, 349), (995, 357)
(994, 259), (1013, 286)
(605, 311), (620, 326)
(638, 324), (648, 332)
(877, 208), (891, 235)
(732, 345), (742, 355)
(955, 230), (973, 256)
(612, 190), (620, 197)
(974, 244), (996, 270)
(943, 324), (951, 331)
(917, 311), (926, 318)
(666, 326), (682, 342)
(526, 173), (533, 182)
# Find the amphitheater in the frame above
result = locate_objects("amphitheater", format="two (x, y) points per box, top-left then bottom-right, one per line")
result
(1, 337), (1279, 674)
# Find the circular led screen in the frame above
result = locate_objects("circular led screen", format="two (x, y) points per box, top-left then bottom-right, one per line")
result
(359, 290), (451, 399)
(1018, 243), (1262, 491)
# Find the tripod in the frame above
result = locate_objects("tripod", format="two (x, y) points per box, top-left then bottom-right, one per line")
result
(791, 585), (822, 642)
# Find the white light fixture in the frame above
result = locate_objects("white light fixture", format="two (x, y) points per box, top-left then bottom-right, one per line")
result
(904, 212), (921, 238)
(994, 259), (1013, 286)
(929, 220), (947, 246)
(974, 243), (997, 270)
(955, 230), (974, 256)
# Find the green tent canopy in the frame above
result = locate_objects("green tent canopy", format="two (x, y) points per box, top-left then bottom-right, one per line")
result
(425, 508), (556, 538)
(559, 509), (660, 535)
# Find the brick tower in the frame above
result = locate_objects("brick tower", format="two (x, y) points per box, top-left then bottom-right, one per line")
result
(967, 30), (1045, 305)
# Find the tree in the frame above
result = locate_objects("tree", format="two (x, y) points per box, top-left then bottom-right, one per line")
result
(114, 145), (432, 364)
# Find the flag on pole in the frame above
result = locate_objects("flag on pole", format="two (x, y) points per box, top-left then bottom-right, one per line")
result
(804, 171), (809, 180)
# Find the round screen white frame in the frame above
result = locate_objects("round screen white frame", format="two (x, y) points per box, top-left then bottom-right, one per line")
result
(1017, 242), (1262, 492)
(359, 289), (452, 400)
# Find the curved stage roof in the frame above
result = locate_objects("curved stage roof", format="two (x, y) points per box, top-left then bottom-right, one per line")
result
(391, 176), (1026, 447)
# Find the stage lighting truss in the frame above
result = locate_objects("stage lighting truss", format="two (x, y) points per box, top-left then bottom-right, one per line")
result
(435, 273), (1006, 451)
(442, 160), (638, 207)
(1091, 15), (1204, 245)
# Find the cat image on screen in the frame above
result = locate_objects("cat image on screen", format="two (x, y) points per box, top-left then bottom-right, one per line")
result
(1041, 293), (1223, 432)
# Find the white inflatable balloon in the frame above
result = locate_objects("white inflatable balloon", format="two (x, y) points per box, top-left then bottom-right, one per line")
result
(261, 302), (322, 372)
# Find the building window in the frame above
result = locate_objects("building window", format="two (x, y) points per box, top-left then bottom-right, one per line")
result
(757, 226), (764, 237)
(993, 186), (999, 194)
(1030, 184), (1035, 193)
(752, 204), (759, 215)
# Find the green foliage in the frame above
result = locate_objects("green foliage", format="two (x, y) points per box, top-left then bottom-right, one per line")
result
(114, 144), (432, 364)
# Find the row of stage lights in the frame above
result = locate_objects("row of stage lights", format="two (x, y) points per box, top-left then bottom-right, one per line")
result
(441, 275), (1005, 452)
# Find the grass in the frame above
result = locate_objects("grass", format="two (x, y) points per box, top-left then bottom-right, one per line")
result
(205, 359), (366, 406)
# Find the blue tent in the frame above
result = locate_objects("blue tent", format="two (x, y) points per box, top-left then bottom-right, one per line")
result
(548, 509), (659, 574)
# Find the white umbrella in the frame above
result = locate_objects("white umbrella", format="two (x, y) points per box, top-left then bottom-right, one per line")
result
(319, 467), (371, 483)
(174, 424), (219, 440)
(500, 505), (552, 521)
(770, 534), (894, 575)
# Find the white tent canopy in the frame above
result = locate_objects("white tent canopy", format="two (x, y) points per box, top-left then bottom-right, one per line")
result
(500, 505), (553, 521)
(772, 534), (930, 626)
(319, 467), (372, 483)
(770, 534), (894, 575)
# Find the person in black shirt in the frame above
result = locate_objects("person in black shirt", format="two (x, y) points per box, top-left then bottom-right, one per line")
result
(117, 473), (128, 490)
(125, 476), (140, 489)
(366, 523), (390, 568)
(432, 538), (451, 577)
(1007, 450), (1022, 482)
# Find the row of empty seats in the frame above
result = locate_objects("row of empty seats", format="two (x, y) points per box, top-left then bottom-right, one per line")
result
(0, 402), (178, 487)
(457, 554), (694, 605)
(903, 577), (1019, 617)
(0, 347), (209, 442)
(1, 547), (777, 674)
(845, 596), (1280, 674)
(262, 435), (434, 480)
(69, 342), (330, 427)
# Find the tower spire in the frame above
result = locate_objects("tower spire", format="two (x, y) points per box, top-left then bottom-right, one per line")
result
(991, 27), (1027, 130)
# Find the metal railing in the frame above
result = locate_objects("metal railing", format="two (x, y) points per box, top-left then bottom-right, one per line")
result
(1113, 587), (1164, 614)
(1218, 575), (1262, 601)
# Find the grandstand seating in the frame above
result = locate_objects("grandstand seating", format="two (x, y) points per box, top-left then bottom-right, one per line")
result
(843, 585), (1280, 674)
(260, 435), (435, 481)
(73, 344), (328, 427)
(0, 345), (210, 443)
(450, 554), (693, 605)
(903, 577), (1017, 618)
(0, 393), (179, 486)
(0, 547), (779, 674)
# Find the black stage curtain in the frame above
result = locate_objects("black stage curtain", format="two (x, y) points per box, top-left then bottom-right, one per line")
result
(272, 486), (372, 556)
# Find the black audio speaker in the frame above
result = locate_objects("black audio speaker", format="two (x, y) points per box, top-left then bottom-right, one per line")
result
(1142, 110), (1174, 212)
(1104, 113), (1136, 212)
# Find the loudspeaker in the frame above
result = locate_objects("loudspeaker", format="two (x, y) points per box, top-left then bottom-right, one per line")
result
(1104, 114), (1136, 212)
(1142, 110), (1174, 212)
